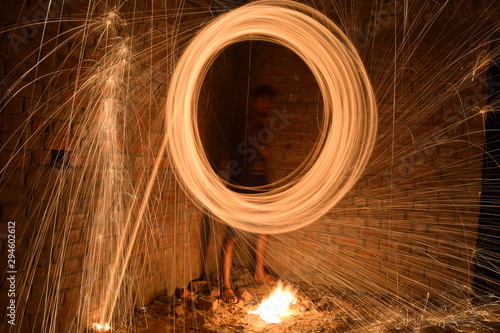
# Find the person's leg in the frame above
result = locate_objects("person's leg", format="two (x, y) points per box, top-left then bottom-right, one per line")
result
(254, 234), (276, 285)
(221, 235), (239, 303)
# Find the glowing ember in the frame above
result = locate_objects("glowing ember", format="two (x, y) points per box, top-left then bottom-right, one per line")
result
(91, 322), (111, 332)
(249, 282), (297, 323)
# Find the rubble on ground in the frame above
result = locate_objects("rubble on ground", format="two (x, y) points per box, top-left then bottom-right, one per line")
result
(132, 265), (500, 333)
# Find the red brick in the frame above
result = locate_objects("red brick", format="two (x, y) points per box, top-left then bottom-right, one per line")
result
(335, 236), (364, 247)
(32, 149), (51, 165)
(1, 150), (30, 168)
(196, 296), (218, 311)
(0, 203), (25, 221)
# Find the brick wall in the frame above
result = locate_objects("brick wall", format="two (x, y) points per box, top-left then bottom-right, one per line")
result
(0, 0), (498, 332)
(223, 0), (492, 300)
(0, 0), (209, 331)
(199, 0), (494, 301)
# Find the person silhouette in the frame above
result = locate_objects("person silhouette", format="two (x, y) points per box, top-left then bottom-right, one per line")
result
(221, 85), (278, 303)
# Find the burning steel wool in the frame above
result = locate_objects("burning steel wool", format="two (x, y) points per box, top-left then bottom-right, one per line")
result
(90, 322), (110, 332)
(132, 266), (500, 332)
(249, 282), (298, 324)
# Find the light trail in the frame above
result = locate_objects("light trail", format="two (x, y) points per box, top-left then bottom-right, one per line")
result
(166, 0), (377, 234)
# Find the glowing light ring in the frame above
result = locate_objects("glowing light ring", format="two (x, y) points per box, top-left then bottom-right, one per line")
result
(166, 0), (377, 234)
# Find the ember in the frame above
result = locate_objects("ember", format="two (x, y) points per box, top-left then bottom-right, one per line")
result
(249, 282), (297, 323)
(91, 323), (110, 332)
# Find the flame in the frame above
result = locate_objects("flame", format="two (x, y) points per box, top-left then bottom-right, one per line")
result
(91, 323), (111, 331)
(249, 282), (297, 323)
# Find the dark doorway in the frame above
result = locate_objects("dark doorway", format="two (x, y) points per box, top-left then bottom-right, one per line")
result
(474, 35), (500, 295)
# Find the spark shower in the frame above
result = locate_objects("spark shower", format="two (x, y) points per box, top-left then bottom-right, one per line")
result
(1, 0), (500, 332)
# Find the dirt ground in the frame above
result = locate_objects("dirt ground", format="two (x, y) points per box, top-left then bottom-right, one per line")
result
(130, 266), (500, 333)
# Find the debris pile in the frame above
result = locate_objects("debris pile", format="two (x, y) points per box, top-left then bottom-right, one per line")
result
(132, 266), (500, 333)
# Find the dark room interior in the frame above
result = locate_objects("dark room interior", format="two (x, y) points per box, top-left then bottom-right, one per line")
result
(1, 0), (500, 332)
